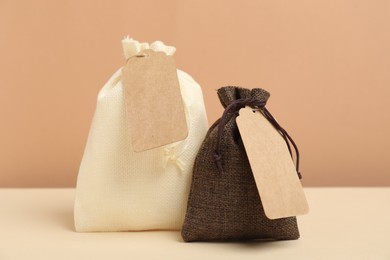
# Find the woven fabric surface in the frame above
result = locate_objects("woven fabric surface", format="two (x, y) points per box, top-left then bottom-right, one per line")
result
(74, 39), (208, 232)
(181, 86), (300, 242)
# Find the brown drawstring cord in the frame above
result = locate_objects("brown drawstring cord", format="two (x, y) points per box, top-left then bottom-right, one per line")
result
(213, 97), (302, 179)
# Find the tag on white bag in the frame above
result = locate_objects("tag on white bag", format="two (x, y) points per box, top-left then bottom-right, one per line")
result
(122, 49), (188, 152)
(236, 107), (309, 219)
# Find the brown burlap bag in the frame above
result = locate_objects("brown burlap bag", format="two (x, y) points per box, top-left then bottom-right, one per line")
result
(181, 86), (301, 242)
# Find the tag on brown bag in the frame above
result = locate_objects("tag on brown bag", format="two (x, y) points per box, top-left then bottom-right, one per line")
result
(122, 49), (188, 152)
(237, 106), (309, 219)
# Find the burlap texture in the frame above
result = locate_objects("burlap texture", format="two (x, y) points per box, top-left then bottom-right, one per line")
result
(181, 86), (300, 242)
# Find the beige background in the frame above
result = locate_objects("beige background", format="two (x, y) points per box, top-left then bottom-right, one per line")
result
(1, 0), (389, 187)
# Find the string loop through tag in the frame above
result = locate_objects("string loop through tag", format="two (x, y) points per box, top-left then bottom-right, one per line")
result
(214, 97), (302, 179)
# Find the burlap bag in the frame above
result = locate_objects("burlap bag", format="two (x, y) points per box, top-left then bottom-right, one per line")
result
(181, 86), (300, 242)
(74, 38), (208, 232)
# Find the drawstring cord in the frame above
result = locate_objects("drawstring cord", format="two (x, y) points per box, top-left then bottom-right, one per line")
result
(213, 97), (302, 179)
(163, 147), (185, 171)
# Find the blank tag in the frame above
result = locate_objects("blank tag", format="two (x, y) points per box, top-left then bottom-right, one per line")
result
(122, 49), (188, 152)
(236, 106), (309, 219)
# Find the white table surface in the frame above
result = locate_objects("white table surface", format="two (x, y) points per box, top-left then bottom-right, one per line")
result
(1, 188), (389, 260)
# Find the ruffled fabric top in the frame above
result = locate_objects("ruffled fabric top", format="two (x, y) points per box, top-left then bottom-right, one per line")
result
(121, 36), (176, 59)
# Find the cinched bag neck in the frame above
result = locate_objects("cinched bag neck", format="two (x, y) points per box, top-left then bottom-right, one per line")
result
(217, 86), (270, 108)
(121, 36), (176, 59)
(214, 87), (302, 179)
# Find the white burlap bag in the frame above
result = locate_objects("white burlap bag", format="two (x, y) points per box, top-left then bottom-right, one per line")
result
(74, 38), (208, 231)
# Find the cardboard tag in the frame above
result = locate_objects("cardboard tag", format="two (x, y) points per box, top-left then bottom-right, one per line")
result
(121, 49), (188, 152)
(236, 106), (309, 219)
